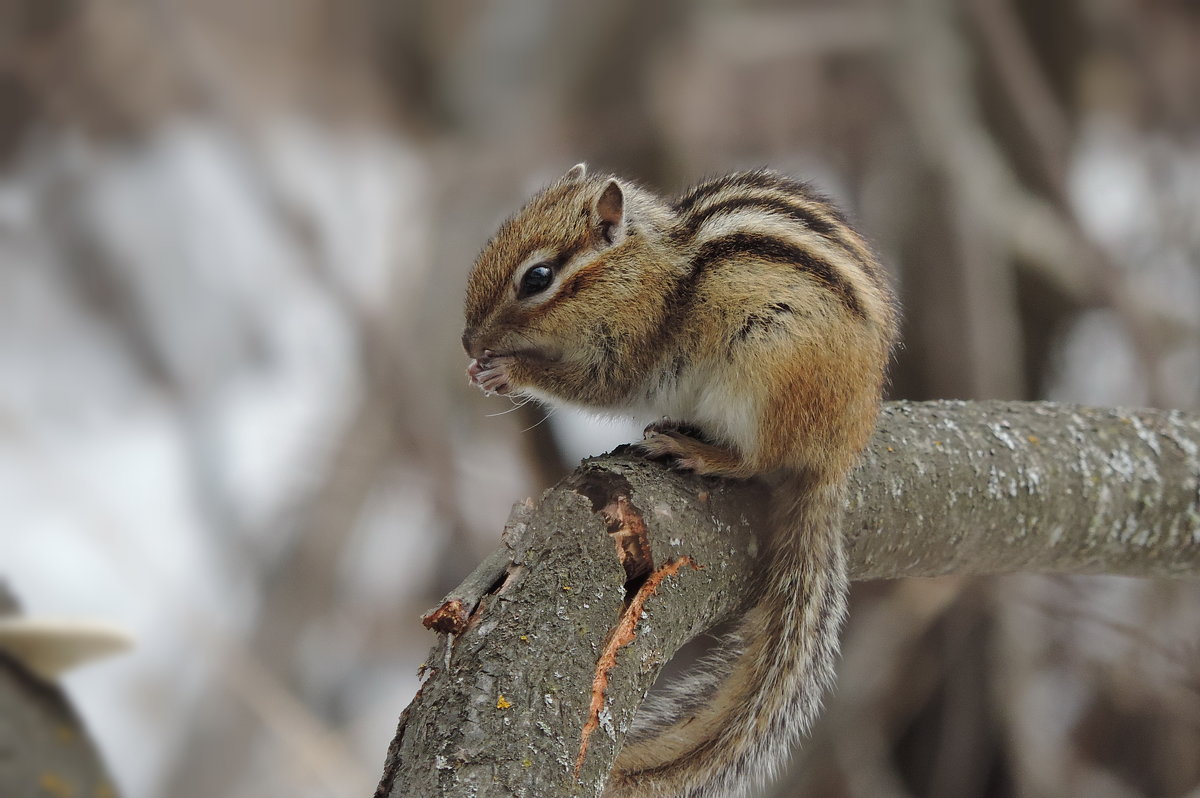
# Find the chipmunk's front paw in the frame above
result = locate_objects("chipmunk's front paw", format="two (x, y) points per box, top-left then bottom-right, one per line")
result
(467, 351), (514, 396)
(633, 423), (705, 473)
(643, 418), (710, 441)
(634, 419), (752, 478)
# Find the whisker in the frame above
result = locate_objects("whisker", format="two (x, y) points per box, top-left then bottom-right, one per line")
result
(520, 405), (557, 433)
(486, 395), (535, 417)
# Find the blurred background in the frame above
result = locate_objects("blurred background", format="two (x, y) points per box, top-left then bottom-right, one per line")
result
(1, 0), (1198, 796)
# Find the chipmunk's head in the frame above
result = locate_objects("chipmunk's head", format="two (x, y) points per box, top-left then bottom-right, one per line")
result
(461, 164), (672, 402)
(462, 163), (633, 360)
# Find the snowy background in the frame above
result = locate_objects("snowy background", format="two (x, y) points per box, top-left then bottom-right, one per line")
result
(1, 2), (1198, 797)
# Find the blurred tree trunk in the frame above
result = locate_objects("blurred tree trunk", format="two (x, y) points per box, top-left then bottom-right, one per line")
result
(376, 401), (1200, 798)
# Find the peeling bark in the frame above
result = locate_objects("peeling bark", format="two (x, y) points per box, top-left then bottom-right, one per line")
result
(376, 401), (1200, 798)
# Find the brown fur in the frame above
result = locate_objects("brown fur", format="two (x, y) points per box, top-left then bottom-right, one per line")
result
(463, 164), (897, 797)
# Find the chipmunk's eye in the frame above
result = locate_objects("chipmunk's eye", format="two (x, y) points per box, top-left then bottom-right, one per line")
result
(518, 263), (554, 299)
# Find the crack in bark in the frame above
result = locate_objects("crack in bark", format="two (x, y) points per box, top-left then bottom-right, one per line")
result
(574, 556), (700, 779)
(600, 495), (654, 587)
(568, 468), (657, 589)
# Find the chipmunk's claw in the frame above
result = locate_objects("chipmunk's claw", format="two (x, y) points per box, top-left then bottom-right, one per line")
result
(467, 353), (513, 396)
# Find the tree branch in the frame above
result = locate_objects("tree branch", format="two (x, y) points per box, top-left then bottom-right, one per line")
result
(376, 401), (1200, 798)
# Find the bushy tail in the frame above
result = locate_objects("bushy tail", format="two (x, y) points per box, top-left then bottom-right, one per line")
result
(604, 474), (848, 798)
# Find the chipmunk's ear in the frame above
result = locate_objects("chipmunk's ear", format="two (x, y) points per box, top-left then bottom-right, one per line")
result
(563, 162), (587, 182)
(594, 179), (626, 246)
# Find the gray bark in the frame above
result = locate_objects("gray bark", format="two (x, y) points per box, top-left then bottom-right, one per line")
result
(375, 400), (1200, 798)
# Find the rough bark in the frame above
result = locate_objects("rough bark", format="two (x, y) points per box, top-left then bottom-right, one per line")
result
(376, 400), (1200, 798)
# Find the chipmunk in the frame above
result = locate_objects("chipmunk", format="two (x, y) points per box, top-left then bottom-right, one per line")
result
(462, 164), (897, 797)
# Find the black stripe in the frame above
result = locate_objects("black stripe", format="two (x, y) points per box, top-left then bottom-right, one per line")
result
(689, 233), (865, 318)
(729, 302), (799, 352)
(671, 172), (895, 286)
(672, 194), (852, 252)
(674, 170), (850, 219)
(673, 170), (794, 214)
